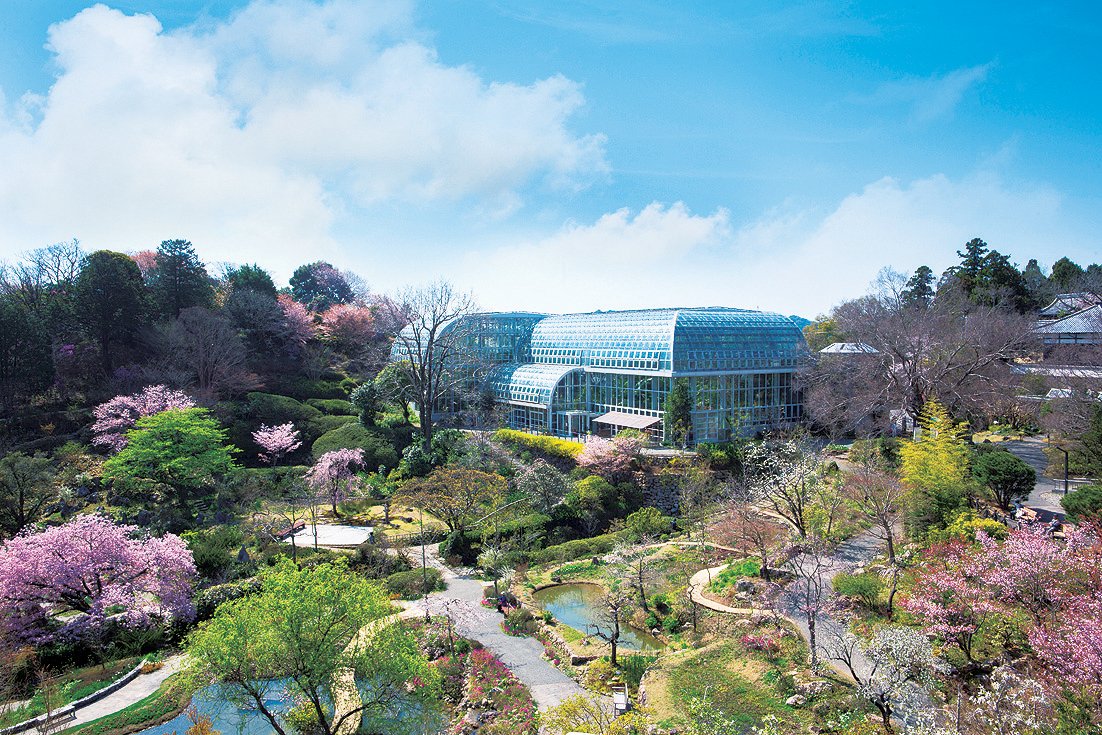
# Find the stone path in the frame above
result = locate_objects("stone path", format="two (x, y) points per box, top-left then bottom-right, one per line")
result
(406, 544), (586, 711)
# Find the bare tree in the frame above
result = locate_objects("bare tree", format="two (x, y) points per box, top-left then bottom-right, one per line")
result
(743, 432), (822, 538)
(166, 307), (259, 400)
(587, 578), (633, 667)
(785, 539), (833, 669)
(714, 502), (787, 583)
(382, 281), (476, 447)
(803, 269), (1036, 435)
(1, 241), (84, 317)
(611, 538), (655, 613)
(844, 467), (906, 564)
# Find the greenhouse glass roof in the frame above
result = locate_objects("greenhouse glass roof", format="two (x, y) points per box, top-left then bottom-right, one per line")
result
(530, 307), (805, 375)
(486, 362), (583, 407)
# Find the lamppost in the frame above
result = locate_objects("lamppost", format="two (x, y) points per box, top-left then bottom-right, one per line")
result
(1053, 445), (1070, 495)
(420, 506), (430, 621)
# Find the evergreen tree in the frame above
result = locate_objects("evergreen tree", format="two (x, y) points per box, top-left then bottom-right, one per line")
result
(954, 237), (989, 296)
(149, 239), (213, 318)
(1022, 258), (1053, 308)
(74, 250), (148, 373)
(664, 378), (693, 447)
(289, 261), (354, 311)
(1078, 405), (1102, 481)
(227, 263), (277, 299)
(902, 265), (936, 307)
(0, 297), (54, 406)
(1050, 256), (1086, 291)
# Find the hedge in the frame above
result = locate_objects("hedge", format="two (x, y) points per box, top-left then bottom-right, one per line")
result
(305, 399), (357, 416)
(492, 429), (583, 461)
(245, 392), (322, 426)
(306, 414), (357, 438)
(385, 568), (445, 599)
(311, 423), (400, 470)
(528, 530), (628, 565)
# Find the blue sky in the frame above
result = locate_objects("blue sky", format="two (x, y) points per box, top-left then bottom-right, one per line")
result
(1, 1), (1099, 317)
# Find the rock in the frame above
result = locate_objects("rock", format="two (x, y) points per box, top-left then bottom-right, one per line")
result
(736, 579), (755, 593)
(796, 680), (833, 698)
(462, 710), (482, 725)
(785, 694), (806, 707)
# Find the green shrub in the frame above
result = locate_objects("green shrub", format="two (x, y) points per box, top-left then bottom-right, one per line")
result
(306, 414), (357, 438)
(305, 398), (357, 415)
(619, 655), (656, 689)
(181, 525), (245, 581)
(492, 429), (583, 461)
(311, 423), (400, 470)
(502, 607), (538, 636)
(385, 568), (445, 599)
(439, 531), (479, 566)
(926, 509), (1009, 543)
(832, 572), (884, 609)
(1061, 484), (1102, 524)
(194, 578), (262, 620)
(707, 559), (762, 593)
(625, 507), (671, 540)
(266, 377), (349, 400)
(528, 530), (628, 565)
(246, 391), (322, 425)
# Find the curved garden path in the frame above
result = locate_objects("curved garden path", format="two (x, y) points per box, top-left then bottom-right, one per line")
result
(41, 656), (185, 735)
(405, 544), (586, 711)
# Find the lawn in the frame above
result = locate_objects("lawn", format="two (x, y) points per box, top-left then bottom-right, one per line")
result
(335, 502), (448, 536)
(642, 631), (863, 733)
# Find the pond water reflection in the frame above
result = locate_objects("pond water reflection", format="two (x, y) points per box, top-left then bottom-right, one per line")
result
(531, 583), (665, 651)
(133, 681), (444, 735)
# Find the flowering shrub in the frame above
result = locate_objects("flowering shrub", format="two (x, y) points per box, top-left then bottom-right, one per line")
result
(740, 633), (781, 654)
(453, 648), (537, 735)
(501, 606), (538, 636)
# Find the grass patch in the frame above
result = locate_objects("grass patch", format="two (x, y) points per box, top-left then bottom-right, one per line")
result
(707, 559), (761, 594)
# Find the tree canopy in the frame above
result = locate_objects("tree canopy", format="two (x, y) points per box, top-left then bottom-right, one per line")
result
(186, 559), (436, 735)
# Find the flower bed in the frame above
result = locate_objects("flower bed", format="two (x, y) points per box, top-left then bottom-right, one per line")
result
(451, 649), (537, 735)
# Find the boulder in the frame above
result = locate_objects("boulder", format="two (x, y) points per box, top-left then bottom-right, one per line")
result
(785, 694), (807, 707)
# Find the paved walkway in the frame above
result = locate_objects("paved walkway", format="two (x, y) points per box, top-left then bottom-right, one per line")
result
(43, 657), (184, 734)
(406, 544), (586, 711)
(1001, 438), (1086, 514)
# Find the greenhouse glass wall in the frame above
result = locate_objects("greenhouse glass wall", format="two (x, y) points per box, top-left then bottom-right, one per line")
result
(391, 307), (807, 444)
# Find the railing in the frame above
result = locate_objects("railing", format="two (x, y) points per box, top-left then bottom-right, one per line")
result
(385, 529), (449, 547)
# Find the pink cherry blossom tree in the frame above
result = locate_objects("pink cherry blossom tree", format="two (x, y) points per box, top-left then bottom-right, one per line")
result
(91, 384), (195, 452)
(277, 293), (316, 349)
(319, 303), (377, 349)
(305, 448), (365, 516)
(0, 515), (196, 643)
(577, 434), (643, 481)
(252, 422), (302, 466)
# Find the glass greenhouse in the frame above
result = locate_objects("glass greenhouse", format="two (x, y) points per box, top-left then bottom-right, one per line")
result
(391, 307), (808, 444)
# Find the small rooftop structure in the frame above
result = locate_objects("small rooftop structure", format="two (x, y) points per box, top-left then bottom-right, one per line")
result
(1038, 292), (1102, 319)
(1033, 304), (1102, 345)
(819, 342), (879, 354)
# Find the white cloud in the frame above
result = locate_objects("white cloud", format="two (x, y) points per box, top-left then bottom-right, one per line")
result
(460, 172), (1096, 319)
(0, 0), (607, 268)
(856, 63), (993, 123)
(455, 202), (731, 312)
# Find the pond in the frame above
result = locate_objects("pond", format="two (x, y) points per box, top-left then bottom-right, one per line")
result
(532, 583), (665, 651)
(133, 681), (444, 735)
